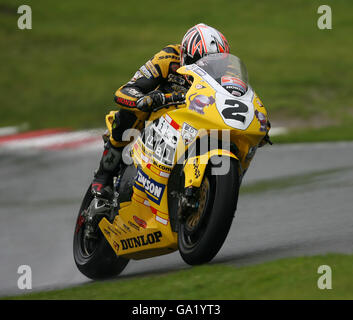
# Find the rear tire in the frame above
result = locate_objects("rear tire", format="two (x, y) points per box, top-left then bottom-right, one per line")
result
(178, 158), (239, 265)
(73, 186), (129, 280)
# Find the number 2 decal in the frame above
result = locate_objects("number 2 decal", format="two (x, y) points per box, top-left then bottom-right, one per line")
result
(216, 93), (254, 130)
(221, 99), (249, 123)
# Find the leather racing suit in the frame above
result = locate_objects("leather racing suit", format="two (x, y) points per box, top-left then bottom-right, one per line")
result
(109, 44), (189, 148)
(92, 44), (189, 198)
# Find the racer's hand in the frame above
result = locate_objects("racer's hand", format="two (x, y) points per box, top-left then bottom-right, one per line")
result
(167, 92), (185, 104)
(136, 90), (166, 112)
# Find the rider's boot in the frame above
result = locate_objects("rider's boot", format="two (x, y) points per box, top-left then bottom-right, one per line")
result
(91, 140), (123, 200)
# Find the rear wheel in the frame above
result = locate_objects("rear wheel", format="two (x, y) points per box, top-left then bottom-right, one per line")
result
(178, 158), (239, 265)
(73, 186), (129, 280)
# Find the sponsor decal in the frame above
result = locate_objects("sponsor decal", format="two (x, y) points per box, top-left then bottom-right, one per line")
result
(163, 114), (180, 131)
(113, 241), (120, 252)
(152, 160), (172, 172)
(146, 60), (159, 78)
(128, 221), (140, 231)
(108, 225), (120, 236)
(149, 207), (169, 225)
(134, 169), (166, 205)
(193, 158), (201, 179)
(224, 85), (243, 97)
(103, 228), (111, 238)
(158, 55), (179, 60)
(133, 215), (147, 229)
(118, 225), (127, 234)
(186, 64), (207, 77)
(253, 95), (264, 108)
(159, 171), (170, 178)
(146, 162), (170, 179)
(181, 122), (197, 145)
(189, 93), (215, 114)
(195, 83), (206, 89)
(125, 87), (143, 97)
(115, 96), (136, 107)
(123, 224), (131, 232)
(140, 152), (149, 164)
(140, 65), (152, 79)
(144, 116), (180, 166)
(255, 110), (268, 132)
(128, 71), (143, 84)
(156, 215), (168, 225)
(135, 142), (172, 174)
(221, 76), (247, 97)
(221, 76), (246, 87)
(120, 231), (163, 250)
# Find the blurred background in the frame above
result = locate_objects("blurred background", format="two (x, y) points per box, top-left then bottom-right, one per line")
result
(1, 0), (352, 139)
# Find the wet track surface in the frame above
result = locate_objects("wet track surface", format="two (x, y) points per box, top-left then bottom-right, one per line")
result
(0, 142), (352, 297)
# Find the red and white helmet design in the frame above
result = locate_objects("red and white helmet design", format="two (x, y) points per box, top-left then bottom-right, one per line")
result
(181, 23), (230, 66)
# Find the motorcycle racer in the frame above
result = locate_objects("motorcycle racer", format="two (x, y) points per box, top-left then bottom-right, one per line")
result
(91, 23), (231, 199)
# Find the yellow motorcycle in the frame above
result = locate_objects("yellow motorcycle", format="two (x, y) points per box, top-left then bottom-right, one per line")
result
(73, 53), (271, 279)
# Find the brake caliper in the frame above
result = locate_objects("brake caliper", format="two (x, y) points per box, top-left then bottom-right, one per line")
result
(172, 186), (200, 223)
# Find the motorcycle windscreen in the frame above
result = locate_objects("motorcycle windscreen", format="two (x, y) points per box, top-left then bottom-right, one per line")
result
(195, 53), (249, 97)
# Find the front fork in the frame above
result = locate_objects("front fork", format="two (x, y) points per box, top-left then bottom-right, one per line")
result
(171, 186), (200, 223)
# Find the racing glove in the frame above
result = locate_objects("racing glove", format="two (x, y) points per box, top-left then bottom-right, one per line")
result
(136, 90), (166, 112)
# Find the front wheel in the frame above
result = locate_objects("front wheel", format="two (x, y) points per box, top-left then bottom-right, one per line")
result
(178, 158), (239, 265)
(73, 186), (129, 280)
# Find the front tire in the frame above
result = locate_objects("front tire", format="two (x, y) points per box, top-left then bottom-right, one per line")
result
(73, 186), (129, 280)
(178, 158), (239, 265)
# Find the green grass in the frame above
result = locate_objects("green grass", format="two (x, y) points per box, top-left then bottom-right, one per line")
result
(1, 0), (353, 131)
(272, 121), (353, 144)
(3, 254), (353, 300)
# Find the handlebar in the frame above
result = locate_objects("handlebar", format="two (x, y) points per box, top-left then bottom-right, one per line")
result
(165, 92), (186, 104)
(152, 92), (186, 112)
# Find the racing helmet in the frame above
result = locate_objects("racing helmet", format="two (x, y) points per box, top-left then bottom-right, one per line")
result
(180, 23), (230, 66)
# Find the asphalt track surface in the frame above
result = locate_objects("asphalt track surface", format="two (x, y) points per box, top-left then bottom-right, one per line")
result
(0, 141), (352, 297)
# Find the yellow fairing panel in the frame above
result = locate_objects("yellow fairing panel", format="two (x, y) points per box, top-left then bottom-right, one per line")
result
(183, 149), (238, 188)
(98, 62), (269, 260)
(99, 201), (178, 260)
